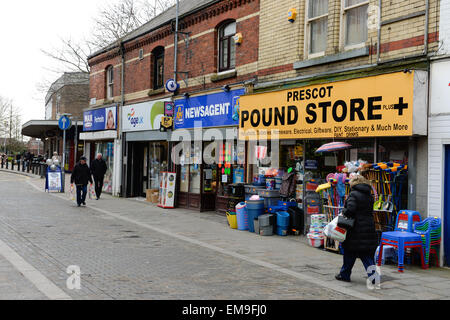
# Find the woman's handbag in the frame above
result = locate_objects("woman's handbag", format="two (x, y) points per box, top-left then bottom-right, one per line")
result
(337, 214), (355, 230)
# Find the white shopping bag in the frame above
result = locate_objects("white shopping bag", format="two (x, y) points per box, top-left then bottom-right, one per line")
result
(69, 184), (75, 201)
(323, 216), (347, 242)
(89, 184), (97, 200)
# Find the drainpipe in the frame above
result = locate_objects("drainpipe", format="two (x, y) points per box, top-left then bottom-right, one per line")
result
(120, 41), (126, 197)
(174, 0), (180, 84)
(424, 0), (430, 55)
(377, 0), (382, 63)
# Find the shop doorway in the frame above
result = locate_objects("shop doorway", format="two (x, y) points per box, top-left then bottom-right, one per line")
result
(127, 141), (168, 198)
(444, 146), (450, 266)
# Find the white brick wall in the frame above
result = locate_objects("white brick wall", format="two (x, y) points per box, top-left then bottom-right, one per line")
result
(439, 0), (450, 54)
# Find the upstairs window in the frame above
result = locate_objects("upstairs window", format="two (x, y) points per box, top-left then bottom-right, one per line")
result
(218, 21), (236, 72)
(106, 66), (114, 100)
(342, 0), (369, 47)
(153, 47), (165, 90)
(306, 0), (328, 56)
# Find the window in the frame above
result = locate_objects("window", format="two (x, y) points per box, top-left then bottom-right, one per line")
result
(306, 0), (328, 56)
(106, 66), (114, 100)
(152, 47), (164, 90)
(342, 0), (369, 47)
(218, 21), (236, 72)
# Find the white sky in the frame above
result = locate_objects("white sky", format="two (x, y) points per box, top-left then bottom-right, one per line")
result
(0, 0), (111, 123)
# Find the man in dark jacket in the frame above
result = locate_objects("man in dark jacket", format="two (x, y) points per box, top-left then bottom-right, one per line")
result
(91, 153), (107, 200)
(335, 175), (378, 283)
(70, 156), (93, 207)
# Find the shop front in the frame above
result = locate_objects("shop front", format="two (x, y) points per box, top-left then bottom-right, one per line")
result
(239, 71), (428, 235)
(80, 104), (119, 195)
(122, 99), (168, 199)
(172, 88), (246, 213)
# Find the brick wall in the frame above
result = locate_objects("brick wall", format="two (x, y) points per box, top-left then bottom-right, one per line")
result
(89, 0), (260, 108)
(257, 0), (440, 83)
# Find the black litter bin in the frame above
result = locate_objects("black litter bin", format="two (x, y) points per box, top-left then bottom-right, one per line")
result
(288, 206), (305, 234)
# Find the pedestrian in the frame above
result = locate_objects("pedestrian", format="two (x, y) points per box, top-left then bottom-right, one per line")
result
(335, 175), (379, 283)
(91, 153), (107, 200)
(70, 156), (93, 207)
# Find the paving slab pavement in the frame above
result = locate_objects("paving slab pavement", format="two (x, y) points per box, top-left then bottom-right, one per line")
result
(1, 169), (450, 300)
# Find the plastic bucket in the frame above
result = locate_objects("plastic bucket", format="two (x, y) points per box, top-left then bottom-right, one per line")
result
(307, 233), (324, 248)
(227, 212), (238, 229)
(235, 202), (248, 231)
(246, 199), (265, 233)
(276, 226), (288, 236)
(276, 211), (290, 227)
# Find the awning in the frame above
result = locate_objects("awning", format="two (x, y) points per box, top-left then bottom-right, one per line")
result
(80, 130), (117, 141)
(125, 130), (168, 142)
(21, 120), (82, 139)
(169, 127), (238, 142)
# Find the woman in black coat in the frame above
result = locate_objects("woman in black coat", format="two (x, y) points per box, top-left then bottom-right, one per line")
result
(335, 175), (379, 282)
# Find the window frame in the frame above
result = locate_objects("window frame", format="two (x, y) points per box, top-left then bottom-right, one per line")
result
(304, 0), (329, 59)
(340, 0), (370, 51)
(106, 66), (114, 100)
(218, 21), (236, 73)
(152, 47), (165, 90)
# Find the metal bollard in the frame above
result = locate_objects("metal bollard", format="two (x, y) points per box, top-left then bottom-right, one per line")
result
(1, 158), (3, 169)
(40, 164), (46, 178)
(5, 159), (8, 170)
(17, 160), (21, 172)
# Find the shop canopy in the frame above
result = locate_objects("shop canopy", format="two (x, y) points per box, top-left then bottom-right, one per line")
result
(316, 142), (352, 153)
(21, 120), (82, 139)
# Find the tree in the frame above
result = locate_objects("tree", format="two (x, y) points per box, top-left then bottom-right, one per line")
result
(0, 96), (23, 154)
(41, 0), (176, 75)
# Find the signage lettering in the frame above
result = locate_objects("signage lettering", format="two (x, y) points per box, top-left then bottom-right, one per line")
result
(239, 72), (415, 140)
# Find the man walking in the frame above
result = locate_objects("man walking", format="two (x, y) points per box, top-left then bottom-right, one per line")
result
(91, 153), (107, 200)
(70, 156), (93, 207)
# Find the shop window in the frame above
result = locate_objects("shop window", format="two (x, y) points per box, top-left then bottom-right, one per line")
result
(341, 0), (369, 48)
(152, 47), (164, 90)
(218, 21), (236, 72)
(106, 66), (114, 100)
(305, 0), (328, 57)
(378, 139), (409, 164)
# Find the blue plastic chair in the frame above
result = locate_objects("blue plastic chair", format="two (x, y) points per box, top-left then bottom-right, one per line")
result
(378, 211), (425, 272)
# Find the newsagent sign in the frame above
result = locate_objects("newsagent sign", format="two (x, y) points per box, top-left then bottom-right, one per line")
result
(239, 71), (427, 140)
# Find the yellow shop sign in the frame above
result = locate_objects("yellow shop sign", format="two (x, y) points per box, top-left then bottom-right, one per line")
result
(239, 72), (415, 140)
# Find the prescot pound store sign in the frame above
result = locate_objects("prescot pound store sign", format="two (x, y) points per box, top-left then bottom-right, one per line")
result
(239, 72), (425, 140)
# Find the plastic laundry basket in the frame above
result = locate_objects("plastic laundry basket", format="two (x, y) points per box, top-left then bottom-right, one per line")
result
(235, 202), (248, 231)
(227, 212), (238, 229)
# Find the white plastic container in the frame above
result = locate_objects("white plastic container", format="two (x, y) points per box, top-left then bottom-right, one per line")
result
(307, 233), (324, 248)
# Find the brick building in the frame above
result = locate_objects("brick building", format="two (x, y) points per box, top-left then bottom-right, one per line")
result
(87, 0), (260, 205)
(238, 0), (439, 219)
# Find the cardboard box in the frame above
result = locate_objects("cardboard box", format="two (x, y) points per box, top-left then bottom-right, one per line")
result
(151, 192), (159, 204)
(146, 189), (159, 202)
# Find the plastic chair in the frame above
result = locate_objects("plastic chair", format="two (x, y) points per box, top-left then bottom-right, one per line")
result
(378, 231), (426, 272)
(395, 210), (422, 232)
(413, 217), (442, 268)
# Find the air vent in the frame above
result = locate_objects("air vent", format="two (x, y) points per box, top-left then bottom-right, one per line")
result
(139, 49), (144, 60)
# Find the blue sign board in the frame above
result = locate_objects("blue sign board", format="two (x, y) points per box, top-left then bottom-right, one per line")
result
(58, 116), (72, 131)
(174, 89), (245, 129)
(83, 106), (117, 132)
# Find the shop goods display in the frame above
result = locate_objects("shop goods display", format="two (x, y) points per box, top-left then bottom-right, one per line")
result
(244, 185), (265, 201)
(276, 211), (290, 236)
(374, 245), (398, 265)
(246, 199), (265, 233)
(235, 202), (249, 231)
(306, 214), (327, 248)
(257, 189), (281, 208)
(413, 217), (442, 268)
(226, 211), (238, 229)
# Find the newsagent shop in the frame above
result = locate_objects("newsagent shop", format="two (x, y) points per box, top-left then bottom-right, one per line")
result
(238, 71), (429, 236)
(170, 87), (246, 213)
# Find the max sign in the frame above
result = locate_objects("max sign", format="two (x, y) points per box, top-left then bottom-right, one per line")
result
(239, 72), (415, 140)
